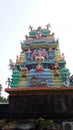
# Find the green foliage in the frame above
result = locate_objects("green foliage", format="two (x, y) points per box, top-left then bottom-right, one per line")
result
(37, 118), (62, 129)
(0, 84), (2, 95)
(0, 96), (8, 103)
(38, 118), (46, 127)
(9, 121), (17, 128)
(0, 119), (6, 127)
(0, 84), (8, 103)
(0, 120), (17, 128)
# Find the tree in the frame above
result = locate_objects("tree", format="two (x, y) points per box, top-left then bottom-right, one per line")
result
(0, 84), (2, 95)
(0, 84), (8, 103)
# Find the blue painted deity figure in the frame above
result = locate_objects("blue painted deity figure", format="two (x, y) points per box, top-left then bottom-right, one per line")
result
(48, 47), (55, 59)
(26, 48), (32, 61)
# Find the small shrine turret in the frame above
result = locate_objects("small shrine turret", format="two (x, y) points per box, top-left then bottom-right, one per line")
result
(5, 24), (73, 120)
(5, 24), (73, 93)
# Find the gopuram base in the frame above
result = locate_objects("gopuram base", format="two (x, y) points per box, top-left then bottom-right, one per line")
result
(5, 87), (73, 120)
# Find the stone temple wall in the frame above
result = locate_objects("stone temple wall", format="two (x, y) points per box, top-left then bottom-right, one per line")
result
(8, 94), (73, 120)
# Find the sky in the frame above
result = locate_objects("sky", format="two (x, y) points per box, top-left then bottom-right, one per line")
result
(0, 0), (73, 97)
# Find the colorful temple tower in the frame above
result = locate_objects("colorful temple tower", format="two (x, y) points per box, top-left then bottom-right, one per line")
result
(5, 24), (73, 119)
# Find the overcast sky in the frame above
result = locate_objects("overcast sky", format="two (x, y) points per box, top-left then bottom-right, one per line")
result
(0, 0), (73, 97)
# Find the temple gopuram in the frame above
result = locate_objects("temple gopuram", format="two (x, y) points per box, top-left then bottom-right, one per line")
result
(5, 24), (73, 120)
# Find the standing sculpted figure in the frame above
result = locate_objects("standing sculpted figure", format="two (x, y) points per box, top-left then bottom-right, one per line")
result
(8, 59), (16, 70)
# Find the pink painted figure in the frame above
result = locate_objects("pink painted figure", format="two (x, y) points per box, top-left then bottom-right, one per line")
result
(31, 49), (39, 61)
(48, 47), (53, 53)
(33, 49), (38, 55)
(26, 48), (32, 53)
(40, 49), (47, 60)
(32, 49), (48, 61)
